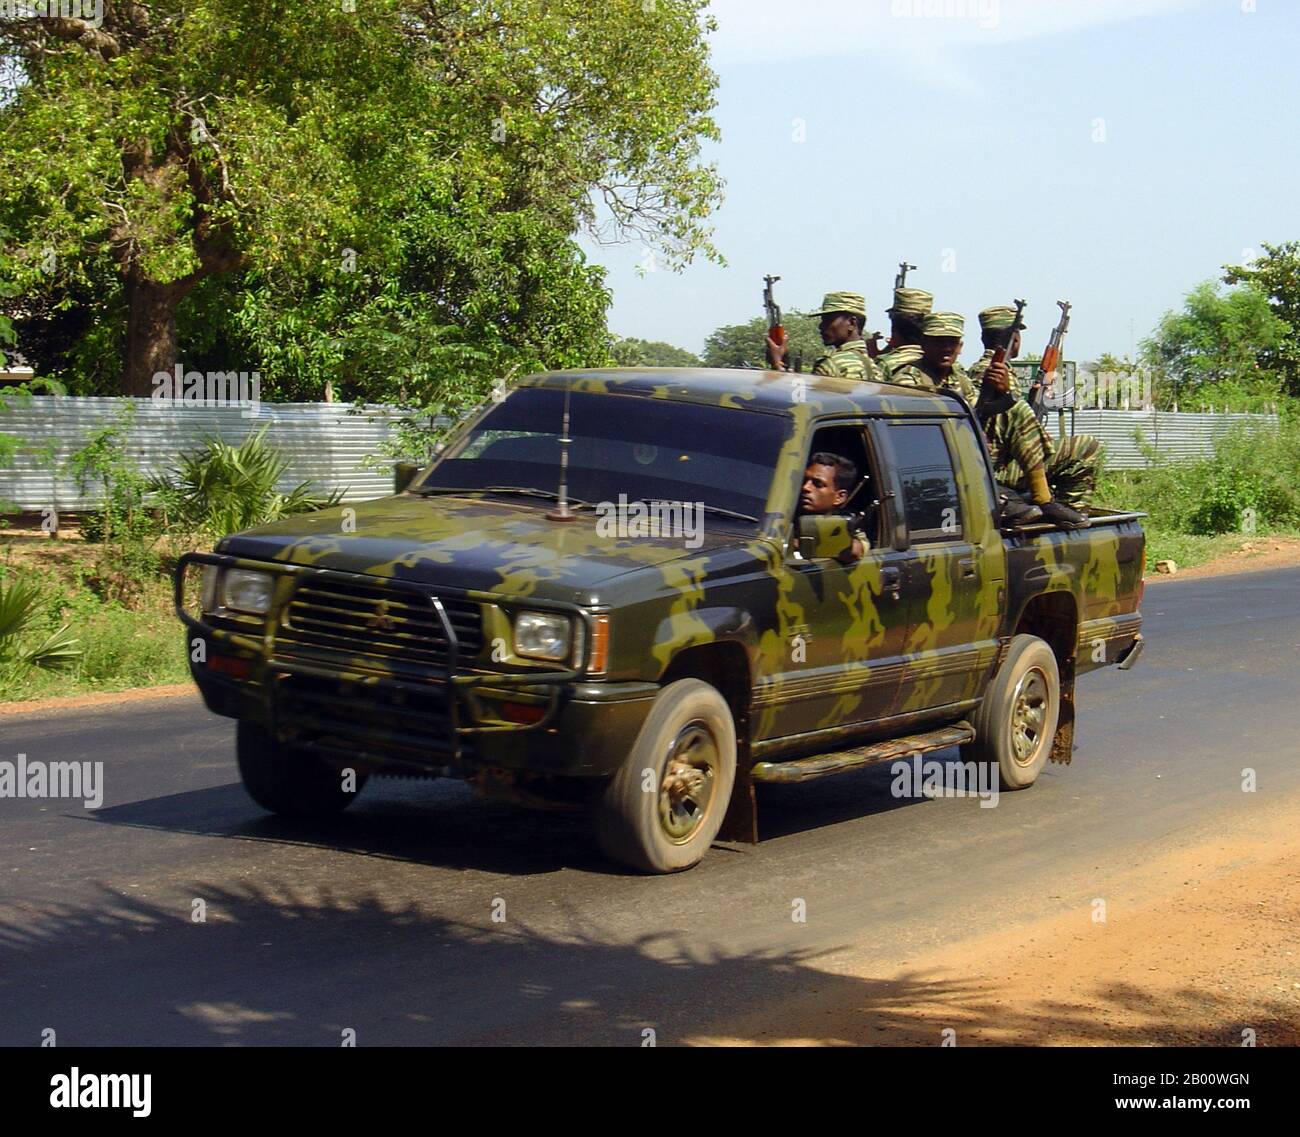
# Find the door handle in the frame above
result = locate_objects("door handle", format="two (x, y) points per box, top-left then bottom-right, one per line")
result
(957, 556), (977, 580)
(881, 566), (902, 599)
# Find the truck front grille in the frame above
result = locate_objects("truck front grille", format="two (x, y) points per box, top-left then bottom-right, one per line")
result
(274, 578), (483, 676)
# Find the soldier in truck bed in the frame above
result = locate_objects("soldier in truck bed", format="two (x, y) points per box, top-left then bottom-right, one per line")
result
(889, 311), (981, 402)
(767, 291), (885, 382)
(874, 287), (932, 378)
(972, 305), (1101, 526)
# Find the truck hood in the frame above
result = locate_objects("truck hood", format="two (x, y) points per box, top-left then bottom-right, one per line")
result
(218, 493), (752, 603)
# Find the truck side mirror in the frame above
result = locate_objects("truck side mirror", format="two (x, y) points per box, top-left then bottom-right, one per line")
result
(394, 462), (421, 493)
(796, 514), (854, 560)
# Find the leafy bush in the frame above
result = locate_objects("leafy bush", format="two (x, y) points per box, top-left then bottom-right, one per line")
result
(1187, 478), (1257, 536)
(1099, 411), (1300, 538)
(148, 426), (344, 538)
(64, 406), (160, 544)
(0, 578), (82, 671)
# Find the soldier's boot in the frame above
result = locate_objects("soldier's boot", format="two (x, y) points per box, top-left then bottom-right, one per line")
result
(1040, 500), (1089, 529)
(1000, 496), (1044, 525)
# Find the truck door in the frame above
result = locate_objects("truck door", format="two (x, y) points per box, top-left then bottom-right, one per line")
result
(880, 416), (1002, 716)
(756, 421), (913, 741)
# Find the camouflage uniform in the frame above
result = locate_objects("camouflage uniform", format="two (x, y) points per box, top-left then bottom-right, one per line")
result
(875, 287), (932, 379)
(990, 416), (1102, 509)
(813, 338), (886, 382)
(973, 305), (1101, 509)
(807, 291), (886, 382)
(889, 312), (978, 402)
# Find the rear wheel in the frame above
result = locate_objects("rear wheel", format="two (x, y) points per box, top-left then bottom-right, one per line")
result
(593, 679), (736, 874)
(236, 722), (368, 817)
(968, 635), (1060, 790)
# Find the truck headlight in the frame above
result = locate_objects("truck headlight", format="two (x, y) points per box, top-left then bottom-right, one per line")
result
(220, 569), (274, 615)
(513, 611), (571, 662)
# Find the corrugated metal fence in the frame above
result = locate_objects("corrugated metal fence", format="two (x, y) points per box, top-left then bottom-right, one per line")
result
(1043, 409), (1278, 468)
(0, 397), (409, 512)
(0, 397), (1282, 512)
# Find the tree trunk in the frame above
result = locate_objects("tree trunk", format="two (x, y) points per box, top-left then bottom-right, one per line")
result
(120, 274), (198, 396)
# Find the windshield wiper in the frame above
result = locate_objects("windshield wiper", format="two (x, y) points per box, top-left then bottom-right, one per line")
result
(628, 498), (758, 524)
(414, 485), (590, 508)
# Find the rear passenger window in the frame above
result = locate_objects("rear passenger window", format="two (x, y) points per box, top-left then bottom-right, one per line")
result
(889, 422), (962, 541)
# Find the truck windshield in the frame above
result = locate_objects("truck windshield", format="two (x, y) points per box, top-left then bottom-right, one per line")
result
(416, 388), (788, 526)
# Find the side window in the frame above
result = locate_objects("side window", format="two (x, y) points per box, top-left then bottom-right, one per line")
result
(888, 422), (962, 541)
(803, 423), (884, 550)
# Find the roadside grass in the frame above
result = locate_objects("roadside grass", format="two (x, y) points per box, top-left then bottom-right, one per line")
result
(0, 531), (189, 702)
(1138, 527), (1296, 570)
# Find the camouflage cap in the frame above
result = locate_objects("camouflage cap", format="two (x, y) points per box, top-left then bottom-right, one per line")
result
(978, 305), (1027, 332)
(887, 288), (933, 320)
(922, 311), (964, 337)
(808, 291), (868, 319)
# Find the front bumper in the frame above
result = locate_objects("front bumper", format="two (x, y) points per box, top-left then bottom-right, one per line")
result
(176, 552), (652, 778)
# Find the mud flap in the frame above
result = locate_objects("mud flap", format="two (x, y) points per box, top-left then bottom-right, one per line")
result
(717, 760), (758, 843)
(1050, 672), (1076, 765)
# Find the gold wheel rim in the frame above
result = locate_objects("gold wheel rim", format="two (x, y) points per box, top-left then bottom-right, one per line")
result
(1010, 668), (1050, 767)
(657, 721), (720, 844)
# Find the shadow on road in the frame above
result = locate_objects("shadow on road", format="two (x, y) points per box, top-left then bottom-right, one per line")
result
(78, 755), (952, 875)
(80, 780), (614, 875)
(1, 875), (1290, 1046)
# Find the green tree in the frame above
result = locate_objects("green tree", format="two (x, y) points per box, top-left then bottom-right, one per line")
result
(1140, 280), (1286, 407)
(610, 336), (701, 367)
(701, 313), (826, 370)
(0, 1), (723, 397)
(1223, 241), (1300, 396)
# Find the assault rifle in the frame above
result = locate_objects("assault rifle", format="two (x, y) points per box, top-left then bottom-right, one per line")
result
(763, 274), (792, 371)
(1027, 300), (1072, 422)
(869, 260), (917, 356)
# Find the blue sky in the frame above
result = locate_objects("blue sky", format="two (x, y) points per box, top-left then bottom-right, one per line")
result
(583, 0), (1296, 364)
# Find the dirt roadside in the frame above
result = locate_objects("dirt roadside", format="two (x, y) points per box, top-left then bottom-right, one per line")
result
(1147, 536), (1300, 582)
(692, 800), (1300, 1047)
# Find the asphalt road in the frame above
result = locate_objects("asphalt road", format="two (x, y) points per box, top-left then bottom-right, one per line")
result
(3, 566), (1299, 1046)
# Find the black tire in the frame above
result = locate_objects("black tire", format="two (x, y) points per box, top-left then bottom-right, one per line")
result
(236, 722), (368, 817)
(593, 678), (737, 874)
(968, 634), (1060, 791)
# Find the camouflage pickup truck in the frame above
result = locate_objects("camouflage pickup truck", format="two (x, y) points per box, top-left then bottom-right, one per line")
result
(176, 368), (1145, 873)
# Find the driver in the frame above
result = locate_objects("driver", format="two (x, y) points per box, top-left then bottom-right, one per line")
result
(792, 451), (868, 562)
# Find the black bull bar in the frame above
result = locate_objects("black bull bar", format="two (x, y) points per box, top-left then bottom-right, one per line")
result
(174, 552), (589, 764)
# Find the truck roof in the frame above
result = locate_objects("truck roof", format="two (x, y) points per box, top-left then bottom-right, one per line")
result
(521, 367), (965, 418)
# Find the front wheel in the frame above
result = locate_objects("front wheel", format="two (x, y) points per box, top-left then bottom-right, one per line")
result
(968, 635), (1061, 791)
(236, 722), (368, 817)
(593, 679), (737, 874)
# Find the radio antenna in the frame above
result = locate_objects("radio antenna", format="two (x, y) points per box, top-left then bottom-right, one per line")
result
(546, 387), (577, 522)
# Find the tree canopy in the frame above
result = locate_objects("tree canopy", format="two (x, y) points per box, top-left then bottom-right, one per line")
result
(1223, 241), (1300, 397)
(609, 336), (701, 367)
(0, 1), (724, 401)
(1141, 280), (1287, 409)
(701, 313), (826, 371)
